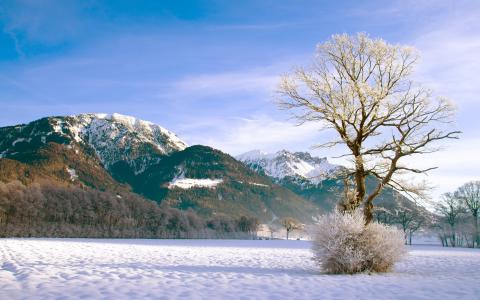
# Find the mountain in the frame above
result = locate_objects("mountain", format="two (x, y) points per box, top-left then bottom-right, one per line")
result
(0, 113), (186, 171)
(237, 150), (343, 210)
(237, 149), (432, 219)
(0, 114), (320, 223)
(0, 113), (430, 227)
(133, 145), (320, 222)
(237, 149), (340, 184)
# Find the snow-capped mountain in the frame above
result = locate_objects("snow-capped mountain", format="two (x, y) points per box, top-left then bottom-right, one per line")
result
(0, 116), (320, 223)
(67, 113), (187, 173)
(237, 149), (340, 184)
(0, 113), (430, 224)
(0, 113), (187, 174)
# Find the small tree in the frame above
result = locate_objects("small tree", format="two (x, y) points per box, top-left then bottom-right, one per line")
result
(393, 202), (425, 245)
(374, 207), (395, 225)
(455, 181), (480, 247)
(407, 218), (424, 246)
(436, 193), (464, 247)
(280, 217), (302, 240)
(278, 33), (459, 224)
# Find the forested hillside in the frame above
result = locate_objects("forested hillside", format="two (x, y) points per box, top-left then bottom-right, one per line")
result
(0, 180), (259, 238)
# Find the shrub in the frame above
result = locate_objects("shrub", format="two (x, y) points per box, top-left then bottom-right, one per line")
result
(312, 210), (406, 274)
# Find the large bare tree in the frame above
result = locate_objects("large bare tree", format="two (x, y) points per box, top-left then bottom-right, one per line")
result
(455, 181), (480, 247)
(278, 33), (460, 224)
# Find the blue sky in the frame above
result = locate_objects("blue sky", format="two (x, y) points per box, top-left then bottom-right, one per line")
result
(0, 0), (479, 200)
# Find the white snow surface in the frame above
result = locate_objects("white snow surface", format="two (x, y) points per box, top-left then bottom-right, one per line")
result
(0, 113), (187, 174)
(12, 138), (28, 146)
(1, 239), (479, 300)
(248, 182), (270, 187)
(66, 168), (78, 181)
(169, 178), (223, 189)
(237, 149), (339, 184)
(57, 113), (187, 174)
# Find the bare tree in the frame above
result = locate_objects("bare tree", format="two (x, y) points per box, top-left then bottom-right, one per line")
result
(374, 207), (394, 225)
(455, 181), (480, 247)
(278, 33), (459, 224)
(280, 217), (302, 240)
(394, 207), (423, 245)
(435, 193), (465, 247)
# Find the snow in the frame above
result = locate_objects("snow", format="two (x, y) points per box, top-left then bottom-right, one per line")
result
(0, 239), (479, 300)
(62, 113), (188, 173)
(249, 182), (270, 187)
(237, 149), (274, 161)
(2, 113), (187, 175)
(51, 119), (65, 134)
(237, 149), (339, 184)
(12, 138), (26, 146)
(169, 178), (223, 189)
(66, 168), (78, 181)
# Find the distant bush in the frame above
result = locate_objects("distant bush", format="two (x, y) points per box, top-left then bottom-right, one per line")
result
(312, 210), (406, 274)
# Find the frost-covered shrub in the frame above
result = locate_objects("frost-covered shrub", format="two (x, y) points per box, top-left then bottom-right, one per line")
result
(312, 210), (406, 274)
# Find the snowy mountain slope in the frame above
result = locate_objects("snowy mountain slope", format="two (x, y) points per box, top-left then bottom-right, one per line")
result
(237, 149), (433, 220)
(237, 149), (340, 184)
(133, 145), (321, 222)
(0, 114), (428, 223)
(0, 113), (187, 175)
(0, 115), (321, 223)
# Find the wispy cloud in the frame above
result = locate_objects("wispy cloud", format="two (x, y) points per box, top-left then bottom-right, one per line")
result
(207, 22), (302, 31)
(171, 68), (279, 98)
(400, 137), (480, 199)
(0, 0), (93, 50)
(180, 114), (328, 156)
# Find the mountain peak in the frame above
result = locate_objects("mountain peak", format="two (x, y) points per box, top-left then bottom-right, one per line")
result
(0, 113), (188, 175)
(237, 149), (339, 184)
(80, 113), (154, 128)
(69, 113), (188, 173)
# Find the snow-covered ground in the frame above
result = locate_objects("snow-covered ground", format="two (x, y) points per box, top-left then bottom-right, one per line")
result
(1, 239), (479, 300)
(168, 178), (223, 189)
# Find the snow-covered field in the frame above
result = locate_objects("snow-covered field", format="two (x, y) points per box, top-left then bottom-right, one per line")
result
(1, 239), (479, 300)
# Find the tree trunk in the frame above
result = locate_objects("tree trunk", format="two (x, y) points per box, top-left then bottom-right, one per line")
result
(286, 229), (289, 240)
(474, 213), (478, 248)
(354, 155), (367, 210)
(364, 200), (374, 225)
(452, 227), (456, 248)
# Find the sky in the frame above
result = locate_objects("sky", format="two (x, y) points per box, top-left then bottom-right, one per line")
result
(0, 0), (479, 200)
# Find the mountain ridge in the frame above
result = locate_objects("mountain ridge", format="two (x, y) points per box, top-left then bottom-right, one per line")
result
(237, 149), (340, 184)
(0, 113), (431, 225)
(0, 114), (321, 223)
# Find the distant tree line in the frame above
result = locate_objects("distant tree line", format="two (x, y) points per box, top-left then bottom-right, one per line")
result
(434, 181), (480, 248)
(0, 180), (259, 239)
(373, 195), (428, 245)
(373, 181), (480, 248)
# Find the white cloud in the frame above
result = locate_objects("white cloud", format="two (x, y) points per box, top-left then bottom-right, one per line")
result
(390, 3), (480, 201)
(397, 137), (480, 201)
(413, 14), (480, 106)
(181, 114), (327, 156)
(170, 67), (284, 99)
(0, 0), (91, 47)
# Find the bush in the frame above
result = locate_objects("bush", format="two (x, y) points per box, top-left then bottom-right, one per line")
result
(312, 210), (406, 274)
